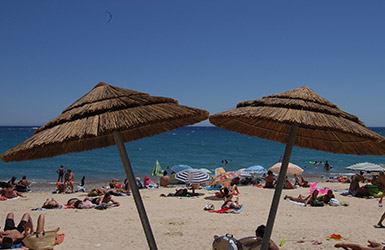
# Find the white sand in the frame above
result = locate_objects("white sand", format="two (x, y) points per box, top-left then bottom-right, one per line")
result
(1, 182), (384, 250)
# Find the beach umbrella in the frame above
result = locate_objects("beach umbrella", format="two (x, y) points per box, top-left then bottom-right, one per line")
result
(269, 162), (303, 175)
(151, 160), (163, 177)
(209, 86), (385, 250)
(0, 82), (209, 250)
(171, 164), (192, 173)
(346, 162), (385, 172)
(175, 168), (211, 184)
(245, 165), (267, 174)
(199, 168), (212, 174)
(209, 171), (240, 187)
(215, 167), (226, 176)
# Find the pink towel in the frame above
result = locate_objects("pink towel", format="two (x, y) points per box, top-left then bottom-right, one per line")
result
(309, 182), (331, 194)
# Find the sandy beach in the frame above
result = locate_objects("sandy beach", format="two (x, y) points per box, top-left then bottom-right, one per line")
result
(0, 181), (384, 250)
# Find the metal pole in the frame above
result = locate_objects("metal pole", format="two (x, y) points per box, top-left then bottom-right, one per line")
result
(113, 132), (158, 250)
(261, 124), (298, 250)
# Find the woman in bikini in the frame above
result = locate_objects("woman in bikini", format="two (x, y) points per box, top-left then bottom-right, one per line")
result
(221, 196), (241, 209)
(284, 190), (319, 205)
(42, 198), (60, 209)
(317, 190), (335, 203)
(90, 192), (120, 206)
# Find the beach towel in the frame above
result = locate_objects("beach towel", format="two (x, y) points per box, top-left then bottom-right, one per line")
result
(309, 182), (331, 194)
(286, 199), (306, 206)
(1, 196), (20, 201)
(32, 205), (63, 211)
(209, 205), (243, 214)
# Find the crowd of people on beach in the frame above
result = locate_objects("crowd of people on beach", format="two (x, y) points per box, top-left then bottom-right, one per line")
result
(2, 161), (385, 249)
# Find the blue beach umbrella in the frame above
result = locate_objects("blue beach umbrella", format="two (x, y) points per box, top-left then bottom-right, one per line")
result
(171, 164), (192, 173)
(245, 165), (267, 174)
(175, 169), (210, 184)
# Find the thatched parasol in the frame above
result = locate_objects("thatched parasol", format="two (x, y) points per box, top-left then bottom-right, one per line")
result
(1, 82), (209, 250)
(209, 86), (385, 250)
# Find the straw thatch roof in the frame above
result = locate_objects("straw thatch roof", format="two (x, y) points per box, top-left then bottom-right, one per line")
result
(210, 86), (385, 155)
(1, 82), (209, 162)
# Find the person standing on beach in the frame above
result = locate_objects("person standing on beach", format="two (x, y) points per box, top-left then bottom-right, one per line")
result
(64, 169), (74, 193)
(56, 165), (66, 182)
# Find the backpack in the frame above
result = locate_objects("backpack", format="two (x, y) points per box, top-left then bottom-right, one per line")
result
(212, 234), (242, 250)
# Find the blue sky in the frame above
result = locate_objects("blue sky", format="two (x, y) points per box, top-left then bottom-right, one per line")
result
(1, 1), (384, 126)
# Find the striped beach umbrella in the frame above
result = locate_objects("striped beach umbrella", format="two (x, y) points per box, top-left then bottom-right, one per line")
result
(151, 160), (163, 176)
(175, 169), (210, 184)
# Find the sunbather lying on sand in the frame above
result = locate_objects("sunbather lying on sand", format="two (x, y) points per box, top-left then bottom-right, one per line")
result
(221, 196), (242, 209)
(294, 174), (310, 187)
(335, 240), (384, 250)
(89, 186), (129, 196)
(160, 188), (200, 197)
(0, 187), (25, 198)
(66, 198), (94, 209)
(42, 198), (60, 209)
(0, 213), (61, 249)
(317, 190), (335, 203)
(89, 192), (120, 206)
(284, 190), (319, 205)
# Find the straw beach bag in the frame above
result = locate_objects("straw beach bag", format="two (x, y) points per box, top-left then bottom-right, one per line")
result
(23, 231), (57, 250)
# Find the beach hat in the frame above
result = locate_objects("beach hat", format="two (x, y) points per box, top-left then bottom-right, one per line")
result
(144, 176), (149, 180)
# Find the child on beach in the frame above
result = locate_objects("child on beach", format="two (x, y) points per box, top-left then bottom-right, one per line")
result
(56, 165), (66, 182)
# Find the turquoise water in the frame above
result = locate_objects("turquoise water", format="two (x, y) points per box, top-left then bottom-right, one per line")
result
(0, 126), (385, 183)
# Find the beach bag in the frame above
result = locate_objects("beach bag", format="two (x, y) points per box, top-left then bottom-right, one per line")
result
(310, 200), (324, 207)
(329, 198), (340, 206)
(212, 234), (241, 250)
(23, 231), (57, 250)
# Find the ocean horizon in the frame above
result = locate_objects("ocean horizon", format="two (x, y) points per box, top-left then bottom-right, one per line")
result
(1, 126), (385, 185)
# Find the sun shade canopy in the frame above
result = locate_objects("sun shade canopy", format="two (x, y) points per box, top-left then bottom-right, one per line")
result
(1, 82), (209, 162)
(209, 86), (385, 155)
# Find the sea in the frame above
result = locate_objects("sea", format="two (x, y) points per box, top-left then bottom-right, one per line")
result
(0, 126), (385, 185)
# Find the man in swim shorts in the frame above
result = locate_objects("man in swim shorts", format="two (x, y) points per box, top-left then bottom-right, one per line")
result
(0, 212), (33, 248)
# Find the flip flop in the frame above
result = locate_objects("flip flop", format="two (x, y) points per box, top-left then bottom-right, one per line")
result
(374, 224), (385, 228)
(57, 234), (65, 245)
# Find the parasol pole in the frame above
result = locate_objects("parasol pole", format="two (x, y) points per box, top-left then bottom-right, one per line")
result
(261, 124), (298, 250)
(114, 132), (158, 250)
